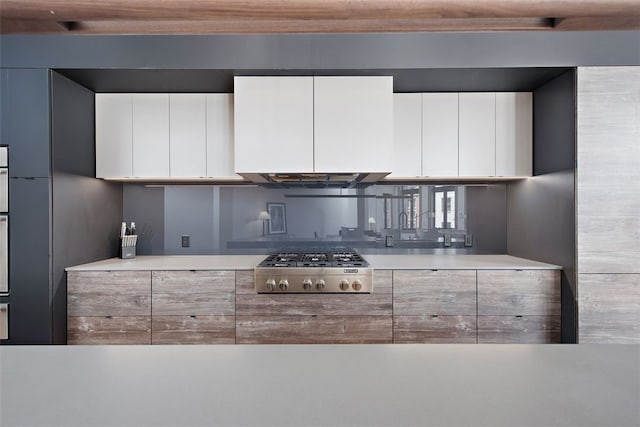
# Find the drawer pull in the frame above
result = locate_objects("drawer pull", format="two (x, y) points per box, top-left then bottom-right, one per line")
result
(431, 315), (439, 318)
(105, 315), (112, 319)
(190, 315), (197, 319)
(515, 315), (524, 318)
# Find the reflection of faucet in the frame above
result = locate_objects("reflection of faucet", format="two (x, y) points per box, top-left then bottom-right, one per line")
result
(398, 211), (408, 229)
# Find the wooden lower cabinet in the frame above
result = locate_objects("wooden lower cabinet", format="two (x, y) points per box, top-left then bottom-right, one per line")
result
(67, 271), (152, 317)
(393, 270), (477, 343)
(477, 315), (561, 344)
(152, 315), (235, 344)
(236, 270), (393, 344)
(477, 270), (561, 343)
(394, 315), (476, 343)
(67, 316), (151, 344)
(151, 270), (236, 344)
(68, 271), (152, 344)
(237, 315), (392, 344)
(67, 267), (562, 345)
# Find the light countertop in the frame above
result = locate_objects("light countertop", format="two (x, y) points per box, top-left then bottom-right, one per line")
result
(1, 344), (637, 427)
(66, 254), (561, 271)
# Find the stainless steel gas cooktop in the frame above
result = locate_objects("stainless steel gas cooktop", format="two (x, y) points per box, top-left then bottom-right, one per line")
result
(254, 247), (372, 293)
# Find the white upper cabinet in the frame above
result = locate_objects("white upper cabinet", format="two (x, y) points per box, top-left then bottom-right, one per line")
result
(96, 93), (238, 180)
(458, 93), (496, 177)
(313, 76), (393, 173)
(169, 94), (206, 178)
(423, 93), (459, 177)
(496, 92), (532, 177)
(234, 77), (314, 174)
(206, 94), (240, 179)
(132, 94), (170, 177)
(390, 93), (422, 178)
(96, 94), (133, 178)
(388, 91), (532, 180)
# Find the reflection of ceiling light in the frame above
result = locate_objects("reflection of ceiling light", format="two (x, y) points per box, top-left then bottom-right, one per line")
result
(368, 217), (376, 224)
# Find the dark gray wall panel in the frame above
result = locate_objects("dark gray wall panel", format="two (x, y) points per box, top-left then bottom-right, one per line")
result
(506, 171), (576, 341)
(465, 185), (507, 254)
(50, 72), (96, 176)
(507, 70), (577, 342)
(8, 177), (51, 344)
(123, 184), (164, 255)
(2, 68), (50, 178)
(50, 71), (123, 344)
(533, 70), (576, 175)
(1, 32), (639, 70)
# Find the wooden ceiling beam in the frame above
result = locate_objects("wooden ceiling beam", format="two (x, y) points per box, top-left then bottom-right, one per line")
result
(553, 16), (640, 31)
(1, 0), (639, 21)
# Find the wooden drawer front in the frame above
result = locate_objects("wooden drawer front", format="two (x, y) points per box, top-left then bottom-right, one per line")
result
(67, 271), (151, 316)
(67, 316), (151, 344)
(236, 270), (392, 316)
(152, 315), (235, 344)
(579, 273), (640, 343)
(477, 270), (560, 316)
(394, 315), (476, 344)
(236, 315), (392, 344)
(152, 270), (235, 316)
(393, 270), (476, 315)
(477, 316), (560, 343)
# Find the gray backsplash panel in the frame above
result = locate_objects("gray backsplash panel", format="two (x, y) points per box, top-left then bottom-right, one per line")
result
(123, 183), (507, 254)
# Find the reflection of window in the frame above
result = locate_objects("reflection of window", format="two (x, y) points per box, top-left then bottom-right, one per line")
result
(434, 186), (456, 229)
(401, 187), (420, 229)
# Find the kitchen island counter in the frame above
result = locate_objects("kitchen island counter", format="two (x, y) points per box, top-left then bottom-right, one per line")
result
(66, 254), (560, 271)
(1, 344), (638, 427)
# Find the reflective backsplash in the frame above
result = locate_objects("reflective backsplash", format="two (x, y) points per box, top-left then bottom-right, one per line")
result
(123, 183), (507, 255)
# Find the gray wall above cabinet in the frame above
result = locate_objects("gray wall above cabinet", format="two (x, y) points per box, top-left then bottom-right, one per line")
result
(2, 32), (639, 70)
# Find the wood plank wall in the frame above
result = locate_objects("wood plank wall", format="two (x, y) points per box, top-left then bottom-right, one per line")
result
(577, 66), (640, 343)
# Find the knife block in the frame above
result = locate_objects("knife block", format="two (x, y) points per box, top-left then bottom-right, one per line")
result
(119, 235), (137, 259)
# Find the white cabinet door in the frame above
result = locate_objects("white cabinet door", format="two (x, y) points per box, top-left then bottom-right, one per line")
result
(422, 93), (459, 176)
(390, 93), (422, 178)
(496, 92), (532, 177)
(206, 94), (240, 179)
(132, 94), (170, 177)
(234, 77), (314, 174)
(95, 94), (133, 178)
(313, 76), (393, 173)
(169, 94), (206, 177)
(459, 93), (496, 177)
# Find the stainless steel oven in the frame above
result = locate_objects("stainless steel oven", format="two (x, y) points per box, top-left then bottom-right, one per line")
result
(0, 303), (7, 340)
(0, 146), (8, 296)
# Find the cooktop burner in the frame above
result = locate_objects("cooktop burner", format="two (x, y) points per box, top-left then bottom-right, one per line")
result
(258, 247), (369, 268)
(255, 246), (372, 293)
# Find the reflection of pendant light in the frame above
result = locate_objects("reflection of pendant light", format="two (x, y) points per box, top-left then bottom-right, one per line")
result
(258, 211), (271, 236)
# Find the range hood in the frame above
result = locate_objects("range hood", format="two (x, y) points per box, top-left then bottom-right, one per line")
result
(238, 172), (390, 188)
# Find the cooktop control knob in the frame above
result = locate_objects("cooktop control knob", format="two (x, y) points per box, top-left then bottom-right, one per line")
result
(316, 279), (326, 291)
(352, 280), (363, 291)
(339, 280), (350, 291)
(278, 280), (289, 291)
(266, 279), (276, 291)
(302, 279), (313, 290)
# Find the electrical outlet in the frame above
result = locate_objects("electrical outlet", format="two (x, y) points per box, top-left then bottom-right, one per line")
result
(181, 235), (190, 248)
(464, 234), (473, 247)
(443, 234), (452, 247)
